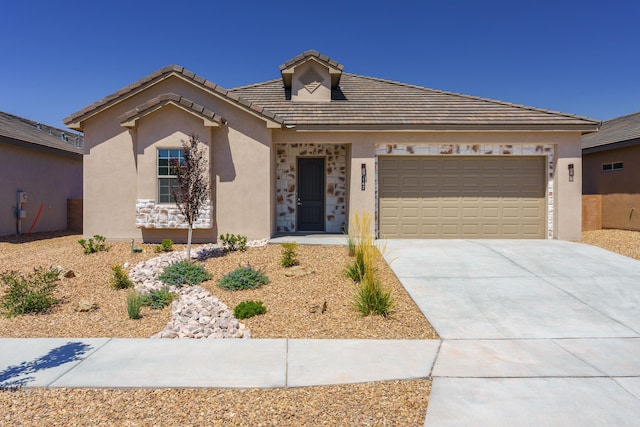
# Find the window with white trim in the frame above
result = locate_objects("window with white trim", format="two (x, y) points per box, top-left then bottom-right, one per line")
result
(602, 162), (623, 172)
(158, 149), (184, 203)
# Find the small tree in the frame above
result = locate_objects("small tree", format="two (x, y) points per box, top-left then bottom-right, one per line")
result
(170, 134), (210, 260)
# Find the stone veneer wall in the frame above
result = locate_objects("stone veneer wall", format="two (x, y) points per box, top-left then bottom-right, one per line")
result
(136, 199), (212, 229)
(375, 143), (555, 238)
(276, 143), (347, 233)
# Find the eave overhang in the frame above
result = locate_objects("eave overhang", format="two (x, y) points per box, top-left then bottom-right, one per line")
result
(278, 123), (601, 133)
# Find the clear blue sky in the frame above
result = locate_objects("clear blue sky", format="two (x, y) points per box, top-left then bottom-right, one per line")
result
(2, 0), (639, 130)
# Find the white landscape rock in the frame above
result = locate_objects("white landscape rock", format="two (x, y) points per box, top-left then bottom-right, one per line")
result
(127, 241), (267, 339)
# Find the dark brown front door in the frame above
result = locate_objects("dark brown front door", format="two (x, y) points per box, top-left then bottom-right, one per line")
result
(297, 157), (325, 232)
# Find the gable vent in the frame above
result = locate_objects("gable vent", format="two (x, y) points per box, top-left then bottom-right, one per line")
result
(300, 67), (324, 94)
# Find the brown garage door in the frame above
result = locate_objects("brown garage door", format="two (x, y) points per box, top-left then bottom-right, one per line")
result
(378, 156), (546, 238)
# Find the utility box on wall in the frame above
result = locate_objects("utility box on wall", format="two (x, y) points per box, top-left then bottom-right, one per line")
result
(17, 191), (28, 204)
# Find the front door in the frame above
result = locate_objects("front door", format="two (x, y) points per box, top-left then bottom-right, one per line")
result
(297, 157), (325, 232)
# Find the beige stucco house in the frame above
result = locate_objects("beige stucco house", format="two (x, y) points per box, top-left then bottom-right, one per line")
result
(64, 50), (599, 242)
(582, 111), (640, 230)
(0, 111), (83, 236)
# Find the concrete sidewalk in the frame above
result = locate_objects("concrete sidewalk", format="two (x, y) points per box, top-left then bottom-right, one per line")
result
(0, 338), (438, 389)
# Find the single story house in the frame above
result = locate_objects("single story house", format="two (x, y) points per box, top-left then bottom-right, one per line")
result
(64, 50), (598, 242)
(582, 111), (640, 230)
(0, 111), (83, 236)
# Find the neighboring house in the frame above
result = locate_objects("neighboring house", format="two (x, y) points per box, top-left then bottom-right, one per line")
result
(582, 111), (640, 230)
(64, 50), (598, 242)
(0, 111), (83, 236)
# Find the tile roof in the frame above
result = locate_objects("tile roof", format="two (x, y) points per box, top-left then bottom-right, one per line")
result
(230, 73), (600, 130)
(65, 52), (599, 133)
(119, 93), (227, 128)
(64, 65), (283, 130)
(0, 110), (83, 156)
(582, 111), (640, 151)
(279, 50), (344, 72)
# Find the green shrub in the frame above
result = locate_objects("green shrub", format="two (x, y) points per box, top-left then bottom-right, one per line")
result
(1, 267), (60, 317)
(127, 291), (144, 319)
(159, 261), (212, 287)
(354, 272), (394, 317)
(219, 233), (247, 252)
(280, 242), (299, 267)
(346, 233), (356, 257)
(154, 239), (174, 253)
(218, 264), (269, 291)
(234, 300), (267, 319)
(142, 288), (177, 309)
(344, 249), (366, 282)
(78, 235), (110, 254)
(110, 265), (133, 289)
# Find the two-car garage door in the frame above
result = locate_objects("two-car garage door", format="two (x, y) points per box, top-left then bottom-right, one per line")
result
(378, 156), (546, 239)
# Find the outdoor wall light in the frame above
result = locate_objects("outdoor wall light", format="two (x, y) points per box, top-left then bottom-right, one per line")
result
(568, 163), (574, 182)
(361, 163), (367, 190)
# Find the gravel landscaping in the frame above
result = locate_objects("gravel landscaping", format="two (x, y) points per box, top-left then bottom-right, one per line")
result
(582, 229), (640, 260)
(7, 229), (635, 425)
(0, 231), (435, 426)
(0, 233), (437, 339)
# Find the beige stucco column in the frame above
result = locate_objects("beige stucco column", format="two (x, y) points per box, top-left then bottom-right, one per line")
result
(348, 140), (376, 236)
(555, 134), (583, 241)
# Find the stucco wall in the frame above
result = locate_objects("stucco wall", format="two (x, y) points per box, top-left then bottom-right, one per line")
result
(82, 75), (273, 242)
(0, 143), (82, 236)
(583, 144), (640, 195)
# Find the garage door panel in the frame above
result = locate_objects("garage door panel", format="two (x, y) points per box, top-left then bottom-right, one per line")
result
(379, 156), (546, 239)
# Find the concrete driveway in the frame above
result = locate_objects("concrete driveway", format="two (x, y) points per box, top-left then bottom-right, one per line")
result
(383, 239), (640, 426)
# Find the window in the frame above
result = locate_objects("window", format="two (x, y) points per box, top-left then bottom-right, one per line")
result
(602, 162), (623, 172)
(158, 149), (184, 203)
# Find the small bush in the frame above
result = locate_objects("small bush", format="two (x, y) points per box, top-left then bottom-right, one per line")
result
(1, 267), (61, 317)
(78, 235), (110, 254)
(127, 291), (144, 319)
(218, 263), (269, 291)
(159, 261), (212, 287)
(154, 239), (174, 253)
(346, 233), (356, 257)
(280, 242), (299, 267)
(234, 300), (267, 319)
(354, 273), (394, 317)
(110, 265), (133, 289)
(142, 288), (177, 309)
(344, 250), (366, 282)
(219, 233), (247, 252)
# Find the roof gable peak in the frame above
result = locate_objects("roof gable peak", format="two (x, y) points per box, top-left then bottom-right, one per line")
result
(64, 64), (283, 130)
(280, 50), (343, 89)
